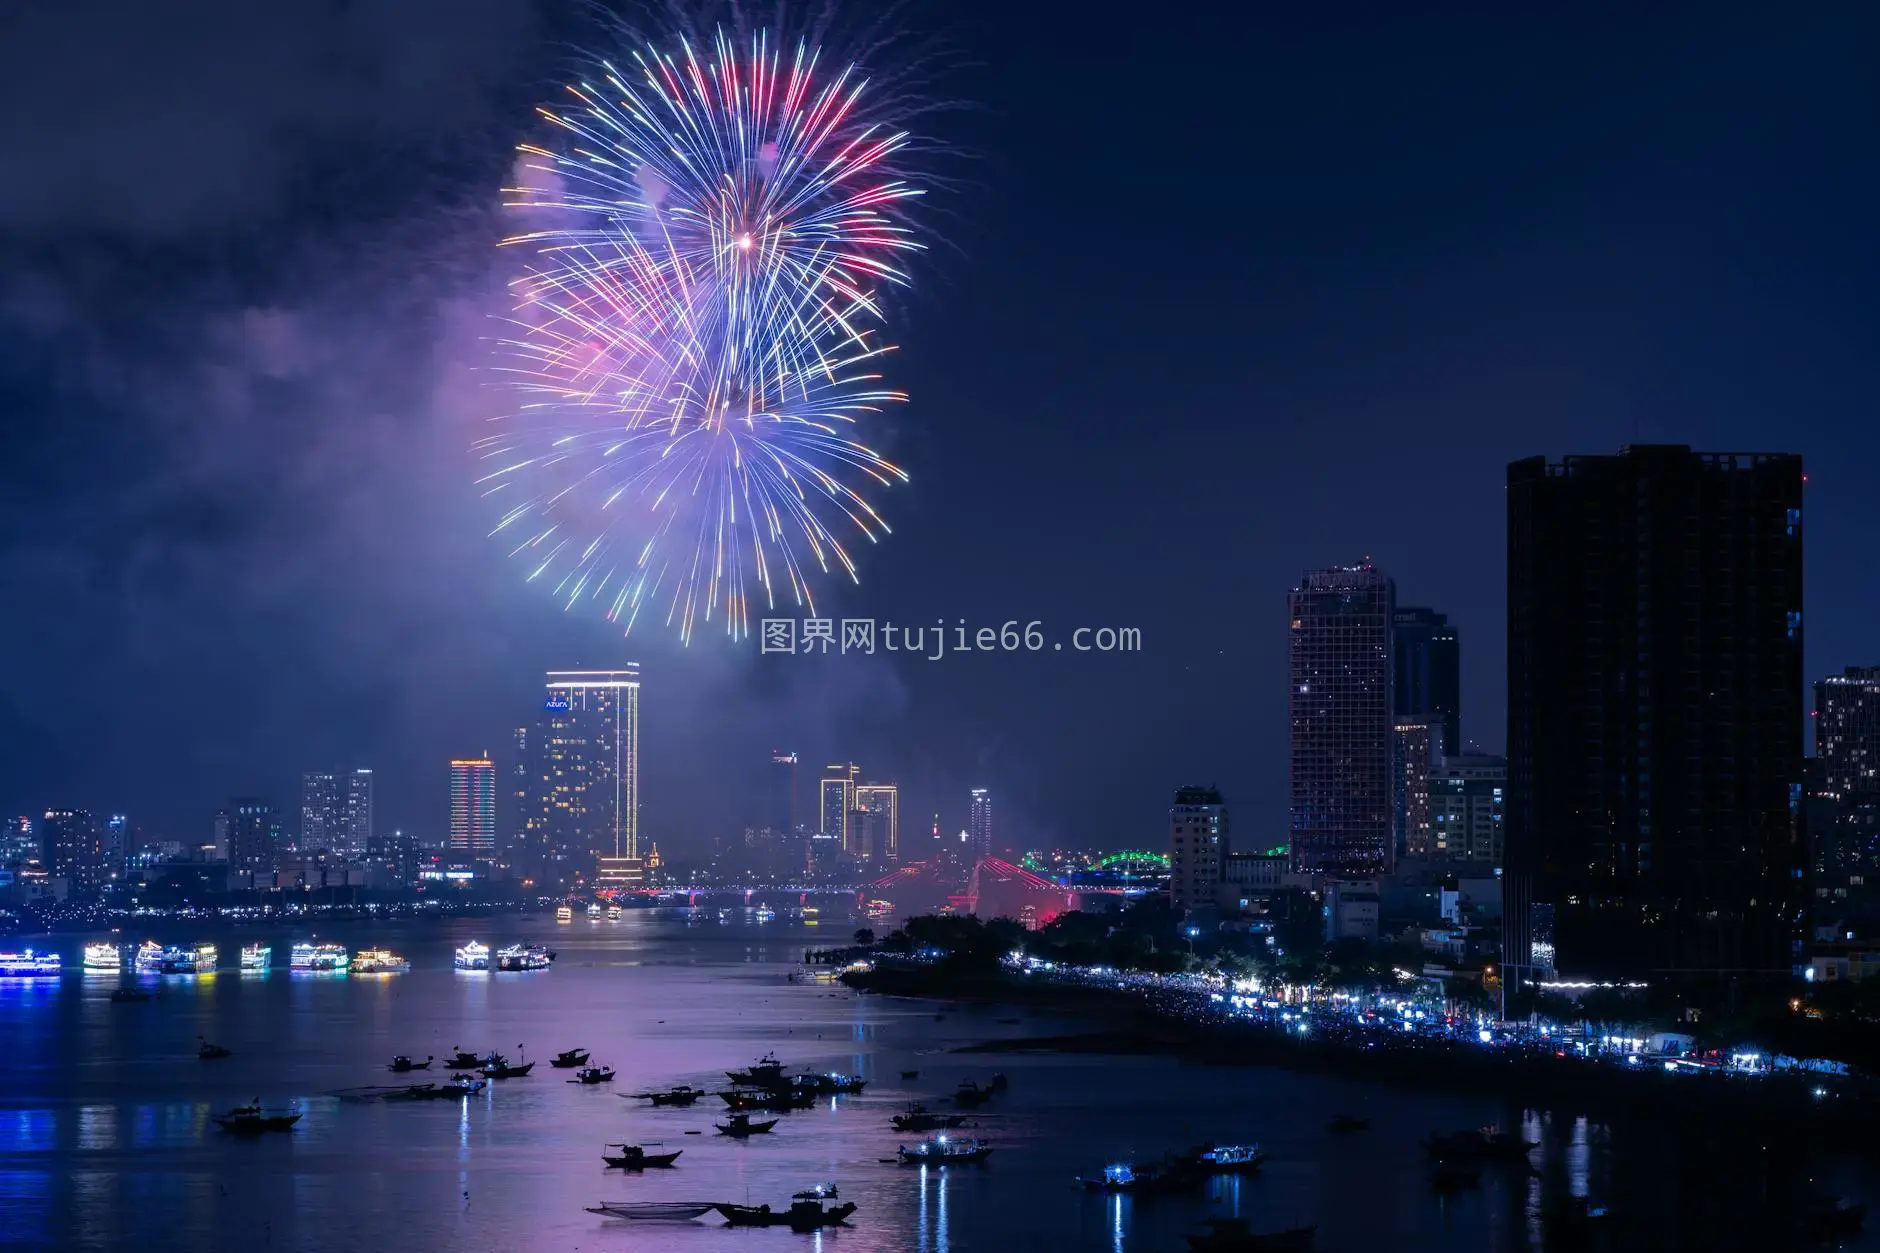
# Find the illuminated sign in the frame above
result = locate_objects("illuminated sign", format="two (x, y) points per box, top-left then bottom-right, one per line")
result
(418, 869), (476, 881)
(545, 698), (570, 712)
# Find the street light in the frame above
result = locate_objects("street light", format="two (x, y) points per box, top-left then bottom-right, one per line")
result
(1184, 925), (1200, 958)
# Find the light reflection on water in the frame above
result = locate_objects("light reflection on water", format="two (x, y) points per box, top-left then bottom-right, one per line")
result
(0, 911), (1874, 1253)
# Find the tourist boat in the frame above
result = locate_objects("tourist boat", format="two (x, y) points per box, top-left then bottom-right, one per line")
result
(892, 1104), (970, 1133)
(753, 906), (777, 923)
(569, 1065), (615, 1085)
(549, 1047), (590, 1068)
(387, 1055), (432, 1073)
(794, 1071), (866, 1095)
(188, 943), (217, 973)
(601, 1143), (682, 1169)
(717, 1200), (857, 1231)
(239, 944), (270, 970)
(83, 942), (120, 970)
(199, 1039), (232, 1060)
(630, 1085), (704, 1107)
(212, 1103), (301, 1134)
(132, 941), (164, 973)
(897, 1134), (993, 1165)
(453, 941), (490, 971)
(351, 949), (410, 974)
(606, 904), (621, 921)
(583, 1202), (716, 1221)
(109, 987), (152, 1003)
(481, 1054), (535, 1079)
(496, 944), (552, 971)
(1183, 1219), (1317, 1252)
(0, 950), (61, 977)
(587, 903), (602, 918)
(1180, 1143), (1266, 1174)
(556, 905), (573, 923)
(726, 1052), (787, 1086)
(715, 1113), (779, 1137)
(157, 946), (197, 974)
(289, 942), (350, 972)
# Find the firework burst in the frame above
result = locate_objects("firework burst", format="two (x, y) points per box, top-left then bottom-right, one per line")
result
(478, 24), (926, 642)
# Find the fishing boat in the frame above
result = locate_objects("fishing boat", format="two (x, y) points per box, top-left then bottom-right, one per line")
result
(444, 1047), (486, 1069)
(1183, 1218), (1316, 1252)
(717, 1200), (857, 1231)
(481, 1054), (535, 1080)
(794, 1071), (867, 1095)
(726, 1052), (787, 1086)
(584, 1202), (716, 1222)
(549, 1048), (590, 1068)
(1180, 1143), (1266, 1174)
(387, 1055), (432, 1073)
(555, 904), (573, 923)
(408, 1074), (486, 1099)
(606, 904), (621, 921)
(892, 1104), (970, 1133)
(239, 944), (271, 970)
(0, 950), (61, 977)
(351, 949), (409, 974)
(496, 944), (552, 971)
(601, 1143), (682, 1169)
(715, 1113), (779, 1137)
(453, 941), (490, 971)
(109, 987), (152, 1002)
(719, 1086), (815, 1112)
(953, 1080), (996, 1108)
(1078, 1158), (1200, 1194)
(199, 1039), (233, 1060)
(631, 1085), (705, 1107)
(132, 941), (164, 973)
(212, 1103), (301, 1134)
(897, 1135), (993, 1165)
(569, 1066), (615, 1085)
(289, 942), (350, 972)
(83, 942), (121, 970)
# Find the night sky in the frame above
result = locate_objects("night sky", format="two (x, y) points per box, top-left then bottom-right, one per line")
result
(2, 2), (1876, 855)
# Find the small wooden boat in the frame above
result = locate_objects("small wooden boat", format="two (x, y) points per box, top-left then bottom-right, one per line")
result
(719, 1085), (815, 1112)
(715, 1114), (779, 1137)
(898, 1135), (992, 1165)
(584, 1202), (715, 1221)
(381, 1083), (437, 1101)
(387, 1055), (432, 1073)
(1326, 1113), (1369, 1133)
(198, 1038), (232, 1060)
(630, 1085), (705, 1107)
(989, 1073), (1008, 1092)
(430, 1076), (486, 1098)
(482, 1054), (534, 1079)
(793, 1071), (867, 1095)
(1078, 1158), (1201, 1194)
(716, 1200), (857, 1230)
(602, 1143), (682, 1169)
(1180, 1143), (1266, 1174)
(550, 1048), (590, 1069)
(109, 988), (151, 1003)
(212, 1103), (300, 1133)
(1430, 1162), (1482, 1193)
(444, 1049), (486, 1069)
(1183, 1218), (1316, 1252)
(892, 1104), (970, 1133)
(569, 1065), (615, 1085)
(953, 1080), (994, 1108)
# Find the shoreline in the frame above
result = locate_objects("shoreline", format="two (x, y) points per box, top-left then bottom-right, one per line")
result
(847, 963), (1880, 1150)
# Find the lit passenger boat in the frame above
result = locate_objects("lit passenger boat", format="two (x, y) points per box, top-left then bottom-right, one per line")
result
(188, 943), (218, 973)
(496, 944), (552, 971)
(555, 905), (573, 923)
(289, 942), (351, 972)
(240, 944), (270, 970)
(132, 941), (165, 973)
(158, 946), (197, 974)
(453, 941), (490, 971)
(586, 903), (602, 918)
(352, 948), (410, 974)
(0, 950), (61, 976)
(83, 942), (121, 970)
(606, 904), (621, 921)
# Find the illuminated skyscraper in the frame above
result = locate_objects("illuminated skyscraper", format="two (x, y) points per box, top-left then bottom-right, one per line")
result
(1, 816), (35, 866)
(42, 808), (103, 891)
(1289, 562), (1396, 878)
(300, 771), (343, 853)
(227, 798), (279, 876)
(854, 783), (900, 863)
(821, 763), (861, 851)
(344, 769), (374, 862)
(449, 756), (497, 853)
(968, 788), (992, 861)
(1817, 667), (1880, 797)
(1392, 717), (1439, 860)
(520, 668), (641, 887)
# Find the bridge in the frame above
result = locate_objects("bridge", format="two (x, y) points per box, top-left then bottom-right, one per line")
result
(863, 857), (1102, 928)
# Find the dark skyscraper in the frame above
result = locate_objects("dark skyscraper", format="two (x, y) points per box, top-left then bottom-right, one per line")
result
(300, 771), (343, 853)
(228, 798), (279, 876)
(1506, 445), (1805, 983)
(1289, 562), (1395, 878)
(41, 808), (102, 892)
(769, 751), (798, 835)
(1392, 607), (1461, 755)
